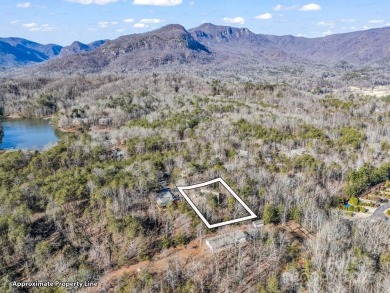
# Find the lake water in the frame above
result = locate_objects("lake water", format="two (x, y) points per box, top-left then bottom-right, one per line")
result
(0, 118), (60, 150)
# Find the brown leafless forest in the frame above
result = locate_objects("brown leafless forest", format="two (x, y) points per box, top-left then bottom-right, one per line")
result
(0, 65), (390, 293)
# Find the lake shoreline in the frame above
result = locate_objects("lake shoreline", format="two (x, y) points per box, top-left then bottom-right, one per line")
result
(2, 114), (78, 134)
(4, 114), (53, 120)
(0, 117), (61, 151)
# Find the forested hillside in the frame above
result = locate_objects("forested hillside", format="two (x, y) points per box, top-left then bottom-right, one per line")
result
(0, 68), (390, 292)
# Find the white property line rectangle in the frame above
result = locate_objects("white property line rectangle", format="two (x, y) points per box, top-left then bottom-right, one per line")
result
(177, 178), (257, 229)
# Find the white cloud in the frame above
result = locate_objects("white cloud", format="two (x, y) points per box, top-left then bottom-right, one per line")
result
(133, 23), (147, 28)
(368, 19), (384, 24)
(300, 3), (321, 11)
(123, 18), (135, 23)
(97, 21), (119, 28)
(140, 18), (163, 24)
(16, 2), (31, 8)
(38, 24), (55, 31)
(133, 0), (182, 6)
(189, 1), (195, 5)
(255, 13), (272, 20)
(23, 23), (54, 32)
(98, 21), (110, 28)
(132, 18), (163, 28)
(386, 23), (390, 26)
(66, 0), (118, 5)
(10, 20), (20, 24)
(223, 17), (245, 25)
(116, 29), (124, 32)
(273, 4), (297, 11)
(341, 18), (355, 23)
(273, 4), (282, 11)
(23, 23), (37, 29)
(317, 21), (335, 28)
(322, 30), (332, 36)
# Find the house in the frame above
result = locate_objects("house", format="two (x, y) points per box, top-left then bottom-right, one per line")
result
(205, 231), (247, 251)
(252, 219), (264, 228)
(98, 118), (111, 126)
(157, 190), (178, 208)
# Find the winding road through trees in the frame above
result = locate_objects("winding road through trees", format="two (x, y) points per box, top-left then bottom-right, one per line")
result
(370, 202), (390, 221)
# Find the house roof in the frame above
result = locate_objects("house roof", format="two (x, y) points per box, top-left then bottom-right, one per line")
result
(205, 231), (246, 250)
(157, 190), (175, 206)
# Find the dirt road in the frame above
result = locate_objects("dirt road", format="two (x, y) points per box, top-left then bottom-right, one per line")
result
(82, 239), (206, 293)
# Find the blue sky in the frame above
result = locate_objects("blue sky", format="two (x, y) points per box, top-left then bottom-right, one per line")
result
(1, 0), (389, 45)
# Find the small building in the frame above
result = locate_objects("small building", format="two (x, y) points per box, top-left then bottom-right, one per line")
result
(157, 190), (177, 208)
(252, 219), (264, 228)
(205, 231), (247, 251)
(99, 118), (111, 126)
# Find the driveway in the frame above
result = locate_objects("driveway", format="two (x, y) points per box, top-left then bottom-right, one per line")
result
(370, 202), (390, 221)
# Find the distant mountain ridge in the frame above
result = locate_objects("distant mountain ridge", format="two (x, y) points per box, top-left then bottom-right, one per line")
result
(36, 24), (212, 73)
(189, 23), (390, 64)
(0, 37), (106, 68)
(0, 37), (62, 67)
(1, 23), (390, 71)
(58, 40), (107, 57)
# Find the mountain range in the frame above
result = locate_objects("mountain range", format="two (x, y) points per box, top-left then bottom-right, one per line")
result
(0, 38), (106, 68)
(1, 23), (390, 72)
